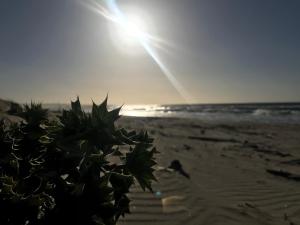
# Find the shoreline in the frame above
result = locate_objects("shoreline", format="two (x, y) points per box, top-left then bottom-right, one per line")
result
(1, 101), (300, 224)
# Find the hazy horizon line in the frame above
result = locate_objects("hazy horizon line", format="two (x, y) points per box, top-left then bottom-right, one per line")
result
(2, 98), (300, 107)
(43, 101), (300, 106)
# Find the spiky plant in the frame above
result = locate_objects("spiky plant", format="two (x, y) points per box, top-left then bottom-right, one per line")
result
(0, 97), (157, 225)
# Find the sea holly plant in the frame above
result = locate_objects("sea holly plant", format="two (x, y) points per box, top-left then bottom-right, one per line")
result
(0, 97), (157, 225)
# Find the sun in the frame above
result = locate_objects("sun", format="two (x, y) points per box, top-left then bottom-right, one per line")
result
(83, 0), (192, 101)
(112, 13), (149, 47)
(122, 15), (146, 39)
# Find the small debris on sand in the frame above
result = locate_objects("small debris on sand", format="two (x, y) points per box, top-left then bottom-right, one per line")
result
(169, 160), (190, 179)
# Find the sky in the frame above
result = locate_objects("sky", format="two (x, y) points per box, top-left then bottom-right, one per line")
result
(0, 0), (300, 104)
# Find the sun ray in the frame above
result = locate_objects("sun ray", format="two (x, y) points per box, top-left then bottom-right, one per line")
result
(82, 0), (193, 103)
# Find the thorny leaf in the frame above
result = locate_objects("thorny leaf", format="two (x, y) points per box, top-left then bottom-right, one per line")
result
(0, 97), (157, 225)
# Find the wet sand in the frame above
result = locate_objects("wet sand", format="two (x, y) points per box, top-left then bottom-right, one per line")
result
(117, 116), (300, 225)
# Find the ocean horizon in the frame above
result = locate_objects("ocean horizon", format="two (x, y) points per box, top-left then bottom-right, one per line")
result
(44, 102), (300, 124)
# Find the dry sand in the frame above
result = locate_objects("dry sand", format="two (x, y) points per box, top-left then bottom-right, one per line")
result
(117, 117), (300, 225)
(1, 98), (299, 225)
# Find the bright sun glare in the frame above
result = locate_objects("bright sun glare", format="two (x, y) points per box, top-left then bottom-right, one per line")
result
(114, 14), (148, 46)
(83, 0), (193, 103)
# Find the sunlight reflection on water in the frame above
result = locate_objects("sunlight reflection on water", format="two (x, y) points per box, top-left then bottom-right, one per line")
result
(45, 103), (300, 124)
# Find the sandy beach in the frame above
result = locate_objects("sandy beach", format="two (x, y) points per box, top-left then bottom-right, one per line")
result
(1, 1), (300, 224)
(1, 99), (300, 225)
(117, 116), (300, 225)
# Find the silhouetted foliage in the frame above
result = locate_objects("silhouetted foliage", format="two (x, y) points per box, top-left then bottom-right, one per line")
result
(0, 97), (157, 225)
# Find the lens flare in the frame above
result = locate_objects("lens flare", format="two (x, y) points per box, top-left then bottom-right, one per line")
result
(82, 0), (193, 103)
(113, 14), (148, 47)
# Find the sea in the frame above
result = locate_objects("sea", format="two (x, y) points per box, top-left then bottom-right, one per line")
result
(45, 103), (300, 124)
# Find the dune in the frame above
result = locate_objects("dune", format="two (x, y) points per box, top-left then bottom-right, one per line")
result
(0, 98), (11, 112)
(0, 99), (24, 123)
(117, 117), (300, 225)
